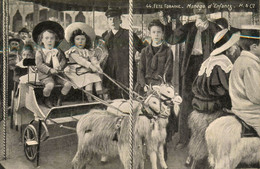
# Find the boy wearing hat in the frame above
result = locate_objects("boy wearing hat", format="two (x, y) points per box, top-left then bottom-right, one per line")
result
(33, 21), (72, 108)
(229, 25), (260, 137)
(8, 36), (23, 71)
(102, 8), (145, 99)
(187, 29), (241, 168)
(9, 36), (22, 54)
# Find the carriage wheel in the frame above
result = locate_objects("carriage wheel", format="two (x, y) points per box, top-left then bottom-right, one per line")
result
(23, 124), (38, 161)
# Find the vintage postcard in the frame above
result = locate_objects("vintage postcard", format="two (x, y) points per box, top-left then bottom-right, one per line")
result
(0, 0), (259, 169)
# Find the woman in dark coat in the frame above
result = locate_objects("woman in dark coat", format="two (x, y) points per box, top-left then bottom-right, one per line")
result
(188, 29), (241, 169)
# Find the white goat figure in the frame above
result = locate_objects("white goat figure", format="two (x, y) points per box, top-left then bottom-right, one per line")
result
(205, 116), (260, 169)
(72, 88), (180, 169)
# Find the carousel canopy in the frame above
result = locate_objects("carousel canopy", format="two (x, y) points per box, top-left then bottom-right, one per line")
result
(19, 0), (259, 14)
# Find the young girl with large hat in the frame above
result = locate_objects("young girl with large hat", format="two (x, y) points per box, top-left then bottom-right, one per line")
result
(64, 22), (104, 102)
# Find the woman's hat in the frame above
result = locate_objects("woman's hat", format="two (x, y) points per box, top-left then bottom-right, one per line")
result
(32, 21), (64, 44)
(65, 22), (96, 43)
(210, 29), (240, 56)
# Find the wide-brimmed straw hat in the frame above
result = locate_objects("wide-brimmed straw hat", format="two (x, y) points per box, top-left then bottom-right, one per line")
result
(240, 25), (260, 40)
(65, 22), (96, 43)
(32, 21), (64, 44)
(210, 29), (240, 56)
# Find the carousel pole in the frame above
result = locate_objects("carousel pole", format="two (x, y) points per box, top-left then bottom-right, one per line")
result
(141, 13), (143, 39)
(128, 0), (135, 168)
(92, 6), (95, 30)
(2, 0), (9, 160)
(228, 11), (231, 30)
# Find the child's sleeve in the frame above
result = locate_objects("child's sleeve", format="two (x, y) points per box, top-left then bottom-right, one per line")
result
(89, 50), (99, 66)
(137, 48), (146, 87)
(244, 67), (260, 104)
(35, 51), (51, 74)
(164, 48), (174, 84)
(165, 23), (190, 45)
(70, 52), (91, 68)
(133, 33), (145, 53)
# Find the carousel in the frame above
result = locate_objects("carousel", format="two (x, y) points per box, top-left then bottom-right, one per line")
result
(0, 0), (259, 169)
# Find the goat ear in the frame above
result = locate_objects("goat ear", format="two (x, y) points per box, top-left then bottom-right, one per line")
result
(158, 75), (163, 84)
(152, 85), (160, 91)
(163, 73), (166, 84)
(144, 84), (149, 92)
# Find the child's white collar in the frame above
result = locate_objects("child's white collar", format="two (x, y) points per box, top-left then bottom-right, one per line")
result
(152, 41), (163, 47)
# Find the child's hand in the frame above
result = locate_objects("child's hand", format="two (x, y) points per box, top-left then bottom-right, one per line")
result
(89, 65), (98, 72)
(96, 65), (103, 73)
(159, 11), (169, 25)
(50, 68), (58, 74)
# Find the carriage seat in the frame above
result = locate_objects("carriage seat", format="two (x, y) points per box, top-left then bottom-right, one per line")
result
(223, 109), (258, 138)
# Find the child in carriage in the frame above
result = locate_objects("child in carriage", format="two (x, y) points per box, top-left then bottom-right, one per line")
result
(136, 19), (173, 95)
(33, 21), (72, 108)
(16, 43), (39, 84)
(64, 22), (104, 102)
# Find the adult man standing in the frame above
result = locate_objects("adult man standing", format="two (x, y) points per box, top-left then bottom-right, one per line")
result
(18, 27), (30, 44)
(102, 8), (145, 99)
(159, 2), (221, 149)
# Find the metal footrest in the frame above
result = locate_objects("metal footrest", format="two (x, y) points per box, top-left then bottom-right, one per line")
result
(26, 140), (38, 146)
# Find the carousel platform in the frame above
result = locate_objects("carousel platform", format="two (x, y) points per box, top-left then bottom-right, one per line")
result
(0, 116), (189, 169)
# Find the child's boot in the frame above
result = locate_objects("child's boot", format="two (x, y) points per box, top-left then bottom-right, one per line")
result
(103, 93), (109, 101)
(86, 95), (93, 102)
(43, 96), (52, 108)
(86, 91), (93, 102)
(96, 90), (103, 100)
(102, 88), (109, 101)
(57, 94), (65, 106)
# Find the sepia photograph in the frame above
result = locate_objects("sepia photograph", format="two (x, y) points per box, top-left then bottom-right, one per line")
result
(0, 0), (259, 168)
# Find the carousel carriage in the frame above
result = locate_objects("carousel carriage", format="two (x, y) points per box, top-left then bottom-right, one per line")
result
(10, 58), (106, 166)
